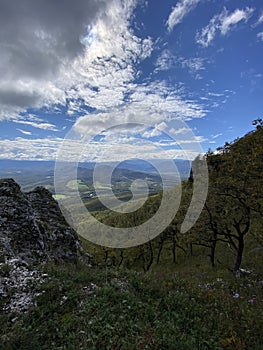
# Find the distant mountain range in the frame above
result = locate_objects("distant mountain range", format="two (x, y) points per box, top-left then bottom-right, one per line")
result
(0, 159), (191, 194)
(115, 159), (191, 176)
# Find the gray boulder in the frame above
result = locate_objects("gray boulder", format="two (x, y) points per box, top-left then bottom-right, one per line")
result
(0, 178), (80, 263)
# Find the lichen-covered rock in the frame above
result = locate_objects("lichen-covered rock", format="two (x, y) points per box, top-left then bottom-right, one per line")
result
(0, 178), (80, 263)
(0, 178), (93, 313)
(1, 257), (48, 313)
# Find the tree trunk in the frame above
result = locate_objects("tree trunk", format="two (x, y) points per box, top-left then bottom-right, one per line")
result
(156, 242), (163, 265)
(209, 241), (216, 268)
(119, 250), (124, 267)
(104, 249), (108, 263)
(172, 235), (176, 263)
(189, 243), (193, 256)
(234, 235), (244, 272)
(145, 242), (154, 271)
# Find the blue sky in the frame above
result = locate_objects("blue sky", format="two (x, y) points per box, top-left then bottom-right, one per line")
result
(0, 0), (263, 162)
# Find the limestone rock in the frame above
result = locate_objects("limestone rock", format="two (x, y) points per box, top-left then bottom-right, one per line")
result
(0, 178), (86, 313)
(0, 178), (80, 263)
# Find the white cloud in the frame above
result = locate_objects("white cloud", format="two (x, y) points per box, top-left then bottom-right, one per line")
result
(0, 135), (202, 162)
(176, 135), (207, 144)
(85, 142), (201, 162)
(0, 0), (208, 162)
(196, 14), (219, 47)
(196, 7), (254, 47)
(71, 81), (205, 137)
(180, 57), (206, 73)
(142, 122), (168, 138)
(61, 0), (154, 112)
(155, 49), (176, 72)
(240, 68), (263, 81)
(199, 89), (235, 110)
(211, 133), (222, 139)
(169, 127), (189, 135)
(0, 0), (153, 119)
(166, 0), (200, 32)
(207, 92), (224, 97)
(155, 52), (207, 75)
(0, 0), (205, 123)
(0, 0), (111, 120)
(253, 12), (263, 27)
(68, 96), (205, 162)
(0, 79), (67, 121)
(220, 8), (254, 35)
(0, 138), (63, 161)
(257, 32), (263, 41)
(155, 52), (208, 82)
(17, 129), (32, 136)
(14, 120), (59, 131)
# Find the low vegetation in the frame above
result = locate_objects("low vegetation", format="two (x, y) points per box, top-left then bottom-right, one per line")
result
(0, 261), (262, 350)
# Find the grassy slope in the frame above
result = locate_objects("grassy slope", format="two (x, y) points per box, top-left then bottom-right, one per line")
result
(0, 253), (262, 350)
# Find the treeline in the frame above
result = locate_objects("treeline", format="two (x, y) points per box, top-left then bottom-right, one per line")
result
(86, 120), (263, 273)
(188, 118), (263, 272)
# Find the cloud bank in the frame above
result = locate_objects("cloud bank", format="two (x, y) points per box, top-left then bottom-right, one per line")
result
(0, 0), (111, 119)
(0, 0), (209, 161)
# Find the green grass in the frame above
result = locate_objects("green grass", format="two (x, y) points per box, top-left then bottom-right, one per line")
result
(1, 261), (262, 350)
(53, 194), (68, 200)
(66, 179), (89, 191)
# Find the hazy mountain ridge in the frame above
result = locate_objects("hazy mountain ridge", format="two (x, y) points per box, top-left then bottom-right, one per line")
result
(0, 159), (190, 195)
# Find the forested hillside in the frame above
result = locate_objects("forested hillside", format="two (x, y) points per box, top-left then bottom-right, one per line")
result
(86, 120), (263, 275)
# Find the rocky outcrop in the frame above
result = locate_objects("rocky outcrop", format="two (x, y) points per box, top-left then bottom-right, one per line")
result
(0, 178), (80, 263)
(0, 257), (48, 313)
(0, 178), (84, 313)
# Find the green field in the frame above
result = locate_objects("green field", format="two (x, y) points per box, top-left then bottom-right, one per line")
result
(66, 179), (89, 191)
